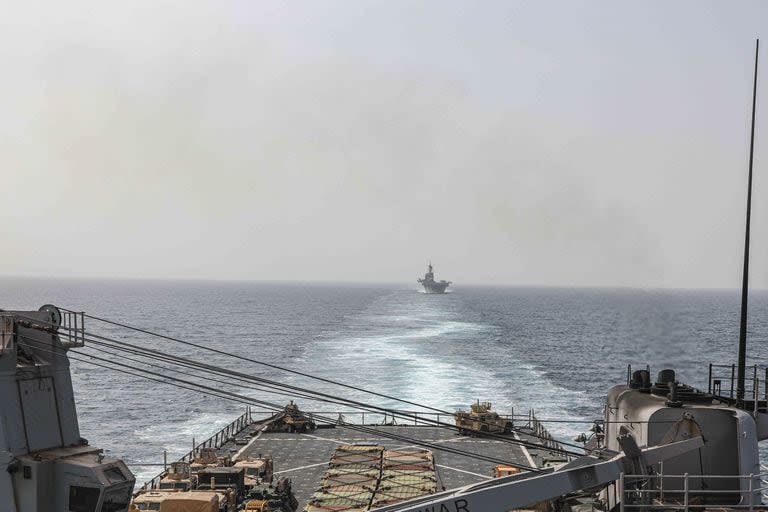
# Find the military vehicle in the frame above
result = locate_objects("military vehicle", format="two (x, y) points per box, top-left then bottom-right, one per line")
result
(268, 401), (316, 433)
(197, 466), (246, 495)
(130, 490), (235, 512)
(159, 461), (193, 491)
(454, 400), (514, 435)
(234, 455), (274, 489)
(243, 478), (299, 512)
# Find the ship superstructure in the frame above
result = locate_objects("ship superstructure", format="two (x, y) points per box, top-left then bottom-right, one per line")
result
(0, 306), (135, 512)
(417, 262), (451, 294)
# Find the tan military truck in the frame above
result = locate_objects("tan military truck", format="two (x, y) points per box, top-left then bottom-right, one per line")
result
(268, 401), (316, 433)
(130, 490), (235, 512)
(454, 401), (513, 435)
(234, 456), (274, 489)
(159, 461), (193, 491)
(190, 446), (225, 477)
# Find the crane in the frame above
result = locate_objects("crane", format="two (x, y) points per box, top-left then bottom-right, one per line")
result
(371, 428), (704, 512)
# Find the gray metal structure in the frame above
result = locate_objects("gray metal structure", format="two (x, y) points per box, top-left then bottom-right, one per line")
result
(371, 432), (704, 512)
(370, 371), (768, 512)
(602, 368), (768, 509)
(0, 306), (134, 512)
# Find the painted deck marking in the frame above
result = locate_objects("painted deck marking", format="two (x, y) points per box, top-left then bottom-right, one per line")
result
(513, 431), (537, 468)
(232, 425), (267, 461)
(274, 460), (330, 474)
(435, 464), (492, 480)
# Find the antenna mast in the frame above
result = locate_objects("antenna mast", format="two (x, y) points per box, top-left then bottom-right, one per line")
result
(737, 39), (760, 405)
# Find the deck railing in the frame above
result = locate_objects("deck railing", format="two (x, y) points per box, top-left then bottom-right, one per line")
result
(625, 363), (768, 413)
(139, 408), (253, 491)
(527, 409), (568, 453)
(247, 409), (532, 428)
(617, 469), (768, 512)
(708, 363), (768, 408)
(59, 310), (85, 347)
(137, 407), (572, 492)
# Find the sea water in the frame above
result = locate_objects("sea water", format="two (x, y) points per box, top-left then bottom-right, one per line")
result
(1, 278), (766, 484)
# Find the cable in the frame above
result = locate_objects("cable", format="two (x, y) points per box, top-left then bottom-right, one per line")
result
(49, 311), (587, 455)
(19, 336), (541, 471)
(73, 311), (476, 414)
(13, 311), (585, 456)
(73, 330), (582, 456)
(78, 342), (362, 409)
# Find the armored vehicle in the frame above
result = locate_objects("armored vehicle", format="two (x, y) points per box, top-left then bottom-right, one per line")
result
(243, 478), (298, 512)
(268, 401), (316, 433)
(159, 461), (193, 491)
(454, 400), (513, 435)
(234, 455), (274, 489)
(130, 490), (235, 512)
(197, 466), (246, 495)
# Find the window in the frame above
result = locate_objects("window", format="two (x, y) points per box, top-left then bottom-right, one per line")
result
(103, 467), (126, 484)
(100, 485), (133, 512)
(69, 486), (100, 512)
(135, 504), (161, 511)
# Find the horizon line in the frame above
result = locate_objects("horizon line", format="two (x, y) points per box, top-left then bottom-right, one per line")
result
(1, 273), (767, 292)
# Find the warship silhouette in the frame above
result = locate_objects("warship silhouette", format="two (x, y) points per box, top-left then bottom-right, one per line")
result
(417, 262), (451, 294)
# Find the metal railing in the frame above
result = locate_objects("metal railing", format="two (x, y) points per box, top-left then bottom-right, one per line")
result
(139, 408), (253, 491)
(60, 310), (85, 347)
(247, 409), (518, 428)
(527, 409), (569, 454)
(618, 470), (768, 512)
(252, 408), (569, 452)
(0, 315), (13, 350)
(138, 407), (573, 492)
(708, 363), (768, 407)
(625, 363), (768, 413)
(761, 465), (768, 503)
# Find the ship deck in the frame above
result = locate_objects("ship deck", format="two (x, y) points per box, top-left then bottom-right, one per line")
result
(227, 423), (565, 510)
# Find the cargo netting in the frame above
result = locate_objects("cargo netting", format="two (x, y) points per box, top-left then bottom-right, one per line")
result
(304, 445), (436, 511)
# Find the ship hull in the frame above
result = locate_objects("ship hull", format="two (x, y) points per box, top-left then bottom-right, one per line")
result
(421, 282), (449, 294)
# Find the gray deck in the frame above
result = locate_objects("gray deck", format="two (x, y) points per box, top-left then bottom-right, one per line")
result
(236, 425), (540, 510)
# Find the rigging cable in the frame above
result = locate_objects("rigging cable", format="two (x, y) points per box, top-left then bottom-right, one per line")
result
(72, 330), (584, 456)
(13, 311), (585, 456)
(19, 336), (541, 471)
(56, 310), (587, 454)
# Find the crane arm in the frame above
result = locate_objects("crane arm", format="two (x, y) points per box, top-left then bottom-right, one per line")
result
(371, 433), (703, 512)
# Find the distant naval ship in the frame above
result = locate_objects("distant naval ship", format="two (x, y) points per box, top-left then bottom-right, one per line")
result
(417, 262), (451, 293)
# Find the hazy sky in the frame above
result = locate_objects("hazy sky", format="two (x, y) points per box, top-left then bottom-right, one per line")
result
(2, 1), (768, 287)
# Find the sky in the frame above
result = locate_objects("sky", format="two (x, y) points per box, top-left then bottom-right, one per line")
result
(1, 1), (768, 287)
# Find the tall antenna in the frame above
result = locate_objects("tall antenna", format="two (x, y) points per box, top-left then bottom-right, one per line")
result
(737, 39), (760, 405)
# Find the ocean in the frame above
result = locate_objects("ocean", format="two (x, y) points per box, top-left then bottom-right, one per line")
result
(1, 278), (767, 485)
